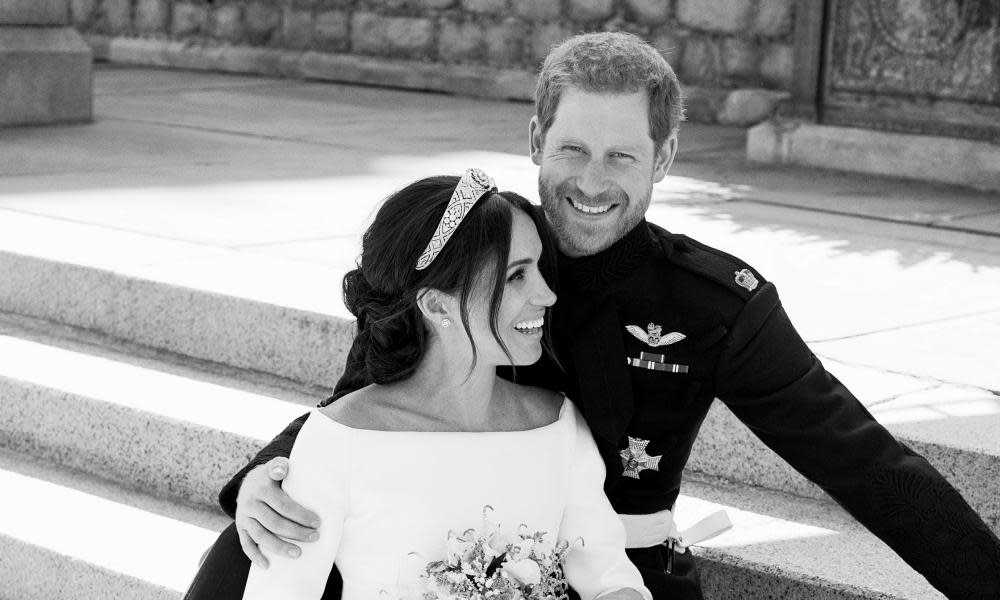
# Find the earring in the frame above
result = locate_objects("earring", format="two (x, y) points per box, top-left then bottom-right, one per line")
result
(441, 318), (452, 328)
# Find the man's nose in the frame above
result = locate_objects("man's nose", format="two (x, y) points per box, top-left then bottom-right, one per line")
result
(576, 159), (609, 198)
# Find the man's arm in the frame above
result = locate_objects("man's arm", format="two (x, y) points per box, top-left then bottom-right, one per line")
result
(218, 333), (372, 565)
(218, 414), (308, 517)
(715, 283), (1000, 599)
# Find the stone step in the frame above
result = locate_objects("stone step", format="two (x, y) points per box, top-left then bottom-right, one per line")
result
(0, 207), (357, 388)
(0, 312), (319, 508)
(0, 447), (228, 600)
(0, 446), (947, 600)
(3, 246), (997, 534)
(686, 374), (1000, 536)
(678, 474), (947, 600)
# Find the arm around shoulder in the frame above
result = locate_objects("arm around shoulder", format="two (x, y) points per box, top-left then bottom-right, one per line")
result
(219, 413), (310, 517)
(243, 413), (352, 599)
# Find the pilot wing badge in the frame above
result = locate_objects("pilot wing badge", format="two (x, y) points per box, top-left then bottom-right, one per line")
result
(626, 323), (685, 348)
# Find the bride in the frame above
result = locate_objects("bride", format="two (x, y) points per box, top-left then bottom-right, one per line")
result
(186, 169), (651, 600)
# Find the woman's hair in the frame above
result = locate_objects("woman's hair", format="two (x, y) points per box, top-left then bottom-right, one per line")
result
(342, 175), (557, 385)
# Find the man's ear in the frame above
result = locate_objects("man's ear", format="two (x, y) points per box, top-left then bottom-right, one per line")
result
(416, 288), (453, 327)
(652, 135), (678, 183)
(528, 116), (544, 166)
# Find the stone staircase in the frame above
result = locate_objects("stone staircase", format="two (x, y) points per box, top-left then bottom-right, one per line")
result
(1, 227), (995, 600)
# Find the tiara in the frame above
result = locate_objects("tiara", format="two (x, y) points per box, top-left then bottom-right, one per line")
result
(415, 168), (497, 270)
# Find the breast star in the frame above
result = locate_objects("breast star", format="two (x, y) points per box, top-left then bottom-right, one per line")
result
(619, 436), (662, 479)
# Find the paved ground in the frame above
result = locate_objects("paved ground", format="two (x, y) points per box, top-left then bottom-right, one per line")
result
(2, 64), (998, 448)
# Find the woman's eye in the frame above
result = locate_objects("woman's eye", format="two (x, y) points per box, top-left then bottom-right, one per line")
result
(507, 269), (525, 282)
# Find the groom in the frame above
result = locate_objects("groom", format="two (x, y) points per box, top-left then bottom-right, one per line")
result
(208, 32), (1000, 599)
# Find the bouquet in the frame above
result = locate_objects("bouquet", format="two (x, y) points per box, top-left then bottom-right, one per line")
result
(419, 506), (579, 600)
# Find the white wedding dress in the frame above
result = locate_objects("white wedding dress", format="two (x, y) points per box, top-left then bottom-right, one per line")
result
(243, 398), (651, 600)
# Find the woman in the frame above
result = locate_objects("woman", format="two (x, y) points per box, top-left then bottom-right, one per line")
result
(186, 169), (650, 600)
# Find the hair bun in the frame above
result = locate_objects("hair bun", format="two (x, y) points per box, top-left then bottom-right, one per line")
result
(342, 268), (423, 384)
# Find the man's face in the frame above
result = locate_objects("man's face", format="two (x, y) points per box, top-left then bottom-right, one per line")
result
(529, 87), (676, 257)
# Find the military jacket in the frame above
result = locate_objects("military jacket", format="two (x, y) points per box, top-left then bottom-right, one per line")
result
(220, 221), (1000, 600)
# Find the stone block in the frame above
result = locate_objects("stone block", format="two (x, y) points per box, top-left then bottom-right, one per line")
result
(69, 0), (97, 27)
(314, 10), (349, 52)
(439, 19), (484, 62)
(172, 2), (207, 37)
(651, 27), (684, 65)
(485, 17), (524, 67)
(748, 120), (1000, 192)
(461, 0), (508, 16)
(760, 41), (793, 89)
(722, 37), (757, 80)
(282, 8), (314, 50)
(101, 0), (132, 34)
(680, 34), (721, 84)
(676, 0), (752, 33)
(351, 13), (435, 57)
(569, 0), (616, 21)
(531, 23), (571, 66)
(415, 0), (456, 7)
(0, 0), (69, 25)
(624, 0), (670, 25)
(679, 85), (727, 123)
(244, 0), (281, 45)
(211, 3), (245, 42)
(717, 88), (788, 125)
(134, 0), (169, 33)
(752, 0), (793, 37)
(513, 0), (561, 21)
(0, 27), (92, 126)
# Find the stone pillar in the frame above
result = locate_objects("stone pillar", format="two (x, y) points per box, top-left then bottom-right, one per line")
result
(1, 0), (92, 126)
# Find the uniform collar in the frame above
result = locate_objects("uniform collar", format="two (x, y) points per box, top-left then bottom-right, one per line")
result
(558, 220), (655, 294)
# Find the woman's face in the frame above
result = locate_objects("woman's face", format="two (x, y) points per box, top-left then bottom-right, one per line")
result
(464, 209), (557, 366)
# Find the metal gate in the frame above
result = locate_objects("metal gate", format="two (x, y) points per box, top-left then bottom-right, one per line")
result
(790, 0), (1000, 142)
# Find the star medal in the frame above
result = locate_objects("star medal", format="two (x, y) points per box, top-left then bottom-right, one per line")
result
(619, 436), (662, 479)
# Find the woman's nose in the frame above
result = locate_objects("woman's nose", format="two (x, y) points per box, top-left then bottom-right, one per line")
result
(534, 279), (557, 307)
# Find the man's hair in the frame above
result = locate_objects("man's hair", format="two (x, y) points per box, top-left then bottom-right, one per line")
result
(535, 31), (685, 149)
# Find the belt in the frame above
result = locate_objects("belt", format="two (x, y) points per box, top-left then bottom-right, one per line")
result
(620, 508), (732, 550)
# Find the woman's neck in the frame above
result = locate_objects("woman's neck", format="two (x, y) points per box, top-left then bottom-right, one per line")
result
(390, 341), (505, 431)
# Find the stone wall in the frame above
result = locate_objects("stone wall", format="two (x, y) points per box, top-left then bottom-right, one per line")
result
(71, 0), (795, 124)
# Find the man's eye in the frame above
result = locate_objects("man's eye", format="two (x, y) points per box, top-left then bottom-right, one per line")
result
(563, 145), (582, 153)
(611, 152), (634, 160)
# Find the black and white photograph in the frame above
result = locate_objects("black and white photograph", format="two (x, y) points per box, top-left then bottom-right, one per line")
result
(1, 0), (998, 599)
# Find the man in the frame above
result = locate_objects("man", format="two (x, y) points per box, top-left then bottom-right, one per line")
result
(201, 32), (1000, 599)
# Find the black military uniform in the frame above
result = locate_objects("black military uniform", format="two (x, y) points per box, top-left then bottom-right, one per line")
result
(196, 220), (1000, 600)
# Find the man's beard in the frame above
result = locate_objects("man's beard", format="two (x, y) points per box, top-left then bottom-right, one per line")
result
(538, 176), (645, 257)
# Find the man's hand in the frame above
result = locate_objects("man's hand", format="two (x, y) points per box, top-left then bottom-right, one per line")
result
(234, 457), (322, 568)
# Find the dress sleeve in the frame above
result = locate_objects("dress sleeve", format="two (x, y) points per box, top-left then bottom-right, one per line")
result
(715, 283), (1000, 599)
(560, 405), (652, 600)
(243, 413), (351, 600)
(218, 335), (372, 516)
(218, 413), (309, 518)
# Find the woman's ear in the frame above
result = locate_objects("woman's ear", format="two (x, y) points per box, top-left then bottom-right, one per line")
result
(416, 287), (454, 328)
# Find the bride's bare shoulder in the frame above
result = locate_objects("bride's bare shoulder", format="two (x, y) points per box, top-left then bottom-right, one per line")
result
(319, 386), (392, 429)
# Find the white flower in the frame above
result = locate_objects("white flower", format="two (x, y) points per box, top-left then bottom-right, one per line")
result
(502, 559), (542, 586)
(511, 538), (534, 561)
(532, 536), (553, 559)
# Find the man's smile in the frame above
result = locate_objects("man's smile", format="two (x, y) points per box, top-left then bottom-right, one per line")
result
(568, 197), (619, 215)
